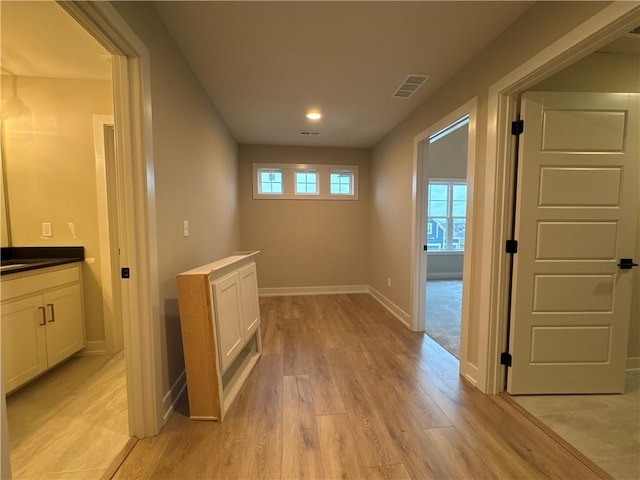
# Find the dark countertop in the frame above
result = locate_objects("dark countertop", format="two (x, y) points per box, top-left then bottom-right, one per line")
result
(1, 246), (84, 276)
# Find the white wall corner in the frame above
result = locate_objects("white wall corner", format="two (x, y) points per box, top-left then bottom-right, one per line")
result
(368, 286), (412, 329)
(162, 370), (187, 425)
(627, 356), (640, 372)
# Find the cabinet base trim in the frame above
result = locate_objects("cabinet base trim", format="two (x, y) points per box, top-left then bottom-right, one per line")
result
(222, 350), (261, 419)
(259, 285), (369, 297)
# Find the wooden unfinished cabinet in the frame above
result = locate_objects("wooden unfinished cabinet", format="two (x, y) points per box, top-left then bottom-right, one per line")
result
(177, 252), (262, 421)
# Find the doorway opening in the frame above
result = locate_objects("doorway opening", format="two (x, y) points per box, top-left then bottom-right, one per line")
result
(424, 116), (469, 360)
(501, 32), (640, 480)
(2, 0), (163, 477)
(412, 97), (478, 385)
(475, 6), (640, 477)
(0, 2), (130, 477)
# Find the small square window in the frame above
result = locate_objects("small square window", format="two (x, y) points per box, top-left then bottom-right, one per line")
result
(330, 171), (353, 195)
(258, 169), (283, 194)
(295, 170), (318, 195)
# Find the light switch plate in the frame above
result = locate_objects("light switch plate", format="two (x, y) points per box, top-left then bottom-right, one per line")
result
(183, 220), (189, 237)
(42, 222), (52, 237)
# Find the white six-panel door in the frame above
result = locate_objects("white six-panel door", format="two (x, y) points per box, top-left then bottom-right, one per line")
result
(508, 92), (639, 394)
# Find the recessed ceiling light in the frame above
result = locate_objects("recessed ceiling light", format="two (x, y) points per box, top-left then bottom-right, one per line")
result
(306, 111), (322, 120)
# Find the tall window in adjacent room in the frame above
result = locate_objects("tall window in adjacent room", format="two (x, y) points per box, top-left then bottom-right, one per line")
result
(426, 180), (467, 251)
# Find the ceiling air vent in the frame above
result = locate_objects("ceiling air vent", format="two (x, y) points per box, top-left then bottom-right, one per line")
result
(392, 74), (430, 99)
(299, 130), (320, 136)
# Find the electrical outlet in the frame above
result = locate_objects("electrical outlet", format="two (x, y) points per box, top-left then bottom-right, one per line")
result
(42, 222), (52, 237)
(387, 277), (392, 288)
(183, 220), (189, 237)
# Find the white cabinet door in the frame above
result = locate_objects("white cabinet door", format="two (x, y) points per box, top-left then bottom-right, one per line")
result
(212, 272), (244, 372)
(43, 284), (85, 367)
(1, 295), (47, 392)
(238, 263), (260, 339)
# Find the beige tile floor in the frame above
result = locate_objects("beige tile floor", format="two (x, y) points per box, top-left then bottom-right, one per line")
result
(6, 352), (129, 480)
(513, 371), (640, 480)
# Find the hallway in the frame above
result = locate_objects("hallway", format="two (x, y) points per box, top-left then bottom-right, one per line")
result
(114, 294), (604, 479)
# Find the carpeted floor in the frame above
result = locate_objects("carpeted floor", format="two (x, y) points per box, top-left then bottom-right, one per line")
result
(425, 280), (462, 358)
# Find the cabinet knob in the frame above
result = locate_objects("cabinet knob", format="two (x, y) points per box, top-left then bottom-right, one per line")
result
(38, 306), (46, 326)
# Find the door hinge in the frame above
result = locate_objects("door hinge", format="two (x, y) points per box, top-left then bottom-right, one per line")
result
(511, 119), (524, 135)
(500, 352), (512, 367)
(121, 267), (130, 279)
(505, 239), (518, 254)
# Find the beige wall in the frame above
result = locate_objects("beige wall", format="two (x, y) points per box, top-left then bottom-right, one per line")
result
(1, 75), (112, 343)
(370, 1), (610, 368)
(532, 50), (640, 360)
(239, 145), (370, 289)
(427, 124), (468, 180)
(112, 2), (240, 390)
(533, 51), (640, 92)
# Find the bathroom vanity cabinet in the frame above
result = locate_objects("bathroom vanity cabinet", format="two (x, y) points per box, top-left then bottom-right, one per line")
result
(1, 263), (85, 393)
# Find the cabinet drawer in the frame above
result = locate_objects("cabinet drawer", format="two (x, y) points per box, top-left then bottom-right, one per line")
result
(1, 264), (81, 301)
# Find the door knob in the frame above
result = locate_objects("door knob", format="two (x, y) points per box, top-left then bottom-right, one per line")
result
(617, 258), (639, 270)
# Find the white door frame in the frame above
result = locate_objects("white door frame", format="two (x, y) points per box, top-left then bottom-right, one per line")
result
(477, 2), (640, 394)
(411, 97), (478, 384)
(59, 0), (163, 437)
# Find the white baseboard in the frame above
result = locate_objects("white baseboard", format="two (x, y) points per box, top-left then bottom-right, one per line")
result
(259, 284), (370, 297)
(257, 284), (413, 332)
(79, 341), (107, 355)
(162, 370), (187, 424)
(461, 362), (479, 387)
(368, 286), (412, 329)
(627, 356), (640, 372)
(427, 273), (463, 281)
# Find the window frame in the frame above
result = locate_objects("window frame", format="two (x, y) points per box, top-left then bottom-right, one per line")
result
(256, 167), (284, 195)
(426, 179), (467, 252)
(253, 163), (359, 200)
(294, 169), (319, 196)
(329, 170), (355, 196)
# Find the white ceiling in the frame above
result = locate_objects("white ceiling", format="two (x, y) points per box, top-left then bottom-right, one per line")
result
(3, 2), (636, 149)
(152, 1), (535, 148)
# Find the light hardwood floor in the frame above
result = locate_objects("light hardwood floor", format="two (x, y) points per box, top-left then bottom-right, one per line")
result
(6, 351), (130, 479)
(114, 294), (609, 479)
